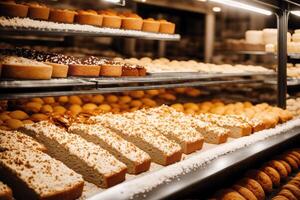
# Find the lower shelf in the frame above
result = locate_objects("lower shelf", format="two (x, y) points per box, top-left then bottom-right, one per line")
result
(86, 119), (300, 200)
(0, 72), (273, 100)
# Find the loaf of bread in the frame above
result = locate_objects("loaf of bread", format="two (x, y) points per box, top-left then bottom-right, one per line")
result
(0, 130), (46, 152)
(144, 105), (229, 144)
(0, 181), (12, 200)
(91, 113), (182, 166)
(0, 148), (84, 200)
(123, 109), (204, 154)
(68, 123), (151, 174)
(196, 113), (252, 138)
(21, 121), (127, 188)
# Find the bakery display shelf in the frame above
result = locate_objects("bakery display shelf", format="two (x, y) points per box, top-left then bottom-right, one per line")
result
(87, 120), (300, 200)
(91, 72), (275, 85)
(0, 78), (95, 89)
(0, 79), (261, 100)
(0, 24), (180, 41)
(265, 78), (300, 86)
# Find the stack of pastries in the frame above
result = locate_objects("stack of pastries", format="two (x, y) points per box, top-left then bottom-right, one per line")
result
(0, 48), (147, 79)
(210, 149), (300, 200)
(0, 1), (176, 34)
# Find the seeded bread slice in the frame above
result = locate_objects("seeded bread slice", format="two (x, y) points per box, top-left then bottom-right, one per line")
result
(123, 111), (204, 154)
(0, 130), (46, 152)
(142, 106), (229, 144)
(21, 121), (127, 188)
(196, 113), (252, 138)
(0, 148), (84, 200)
(0, 181), (13, 200)
(91, 114), (182, 166)
(68, 123), (151, 174)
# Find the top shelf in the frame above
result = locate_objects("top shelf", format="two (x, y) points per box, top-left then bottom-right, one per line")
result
(0, 17), (180, 41)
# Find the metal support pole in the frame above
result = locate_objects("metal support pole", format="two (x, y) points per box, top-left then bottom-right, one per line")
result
(205, 11), (215, 63)
(277, 6), (288, 109)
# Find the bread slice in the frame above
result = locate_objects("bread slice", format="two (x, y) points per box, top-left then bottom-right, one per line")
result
(78, 181), (99, 200)
(232, 115), (265, 132)
(0, 130), (46, 152)
(91, 114), (182, 166)
(0, 148), (84, 200)
(124, 110), (204, 154)
(0, 181), (13, 200)
(68, 123), (151, 174)
(21, 121), (127, 188)
(142, 106), (228, 144)
(196, 113), (252, 138)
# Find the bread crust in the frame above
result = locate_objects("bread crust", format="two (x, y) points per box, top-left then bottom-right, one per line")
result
(104, 168), (126, 188)
(68, 64), (100, 77)
(282, 184), (300, 199)
(266, 160), (288, 179)
(101, 15), (122, 29)
(28, 6), (50, 20)
(2, 64), (52, 80)
(165, 150), (182, 166)
(159, 21), (175, 34)
(271, 195), (289, 200)
(278, 160), (291, 175)
(238, 178), (265, 200)
(49, 9), (76, 23)
(75, 14), (103, 27)
(100, 64), (122, 77)
(216, 189), (246, 200)
(245, 170), (273, 193)
(261, 166), (280, 187)
(279, 189), (297, 200)
(121, 17), (143, 30)
(142, 20), (160, 33)
(45, 62), (68, 78)
(232, 185), (257, 200)
(0, 2), (28, 17)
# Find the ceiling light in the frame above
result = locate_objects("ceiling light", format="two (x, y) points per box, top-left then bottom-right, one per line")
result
(291, 11), (300, 17)
(209, 0), (272, 16)
(212, 7), (222, 12)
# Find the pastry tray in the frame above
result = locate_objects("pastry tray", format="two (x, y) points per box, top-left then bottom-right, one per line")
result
(0, 17), (180, 41)
(85, 119), (300, 200)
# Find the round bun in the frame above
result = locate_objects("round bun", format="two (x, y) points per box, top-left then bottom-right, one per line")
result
(232, 185), (257, 200)
(279, 189), (297, 200)
(282, 184), (300, 199)
(261, 166), (281, 187)
(286, 153), (300, 165)
(281, 155), (299, 171)
(278, 160), (292, 174)
(245, 170), (273, 193)
(289, 151), (300, 161)
(267, 160), (288, 179)
(272, 195), (289, 200)
(238, 178), (265, 200)
(216, 189), (246, 200)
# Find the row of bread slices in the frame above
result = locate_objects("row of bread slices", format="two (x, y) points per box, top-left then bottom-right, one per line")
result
(0, 1), (175, 34)
(0, 56), (146, 80)
(210, 149), (300, 200)
(0, 104), (294, 199)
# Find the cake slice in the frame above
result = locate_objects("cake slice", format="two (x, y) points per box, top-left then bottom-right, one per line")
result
(0, 148), (84, 200)
(21, 121), (127, 188)
(196, 113), (252, 138)
(0, 181), (13, 200)
(124, 111), (204, 154)
(91, 114), (182, 166)
(231, 115), (265, 132)
(0, 130), (46, 152)
(142, 106), (228, 144)
(68, 123), (151, 174)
